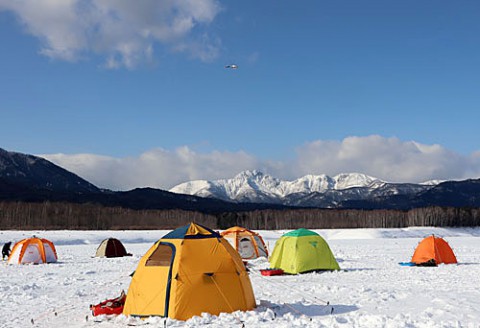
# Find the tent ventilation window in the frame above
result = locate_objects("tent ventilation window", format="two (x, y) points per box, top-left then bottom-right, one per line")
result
(146, 244), (172, 266)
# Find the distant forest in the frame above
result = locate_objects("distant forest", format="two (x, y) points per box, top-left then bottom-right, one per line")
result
(1, 201), (480, 230)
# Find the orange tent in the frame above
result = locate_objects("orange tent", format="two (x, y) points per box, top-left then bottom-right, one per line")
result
(8, 237), (58, 264)
(221, 226), (268, 260)
(411, 235), (457, 265)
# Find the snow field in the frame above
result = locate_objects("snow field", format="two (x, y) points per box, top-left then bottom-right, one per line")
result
(1, 228), (480, 327)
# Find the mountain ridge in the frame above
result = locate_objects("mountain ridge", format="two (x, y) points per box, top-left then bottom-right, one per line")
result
(2, 147), (480, 212)
(169, 170), (438, 206)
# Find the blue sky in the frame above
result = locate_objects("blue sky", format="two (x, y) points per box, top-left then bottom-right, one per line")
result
(1, 1), (480, 189)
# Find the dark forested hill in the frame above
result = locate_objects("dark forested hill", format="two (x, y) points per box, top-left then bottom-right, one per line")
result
(0, 148), (99, 194)
(340, 179), (480, 210)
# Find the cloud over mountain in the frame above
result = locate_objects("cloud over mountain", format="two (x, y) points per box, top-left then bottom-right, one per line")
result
(41, 136), (480, 191)
(42, 147), (261, 191)
(0, 0), (221, 68)
(294, 135), (471, 183)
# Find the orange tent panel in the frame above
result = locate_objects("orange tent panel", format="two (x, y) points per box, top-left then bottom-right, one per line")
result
(220, 226), (268, 260)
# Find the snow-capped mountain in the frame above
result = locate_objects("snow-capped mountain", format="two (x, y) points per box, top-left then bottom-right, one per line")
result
(169, 170), (433, 207)
(171, 170), (379, 202)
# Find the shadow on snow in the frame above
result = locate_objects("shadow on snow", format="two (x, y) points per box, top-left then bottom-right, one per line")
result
(258, 299), (358, 318)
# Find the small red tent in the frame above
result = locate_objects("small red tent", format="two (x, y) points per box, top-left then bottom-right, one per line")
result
(411, 235), (457, 265)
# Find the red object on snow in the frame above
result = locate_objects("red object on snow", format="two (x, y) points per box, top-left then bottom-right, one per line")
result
(90, 290), (126, 316)
(260, 268), (284, 276)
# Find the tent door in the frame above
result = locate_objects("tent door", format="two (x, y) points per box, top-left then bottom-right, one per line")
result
(22, 244), (43, 264)
(238, 237), (255, 259)
(144, 242), (176, 316)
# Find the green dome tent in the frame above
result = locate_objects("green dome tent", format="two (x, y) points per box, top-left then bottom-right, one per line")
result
(269, 229), (340, 274)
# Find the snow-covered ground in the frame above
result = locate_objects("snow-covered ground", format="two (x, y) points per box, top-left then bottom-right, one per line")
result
(1, 227), (480, 328)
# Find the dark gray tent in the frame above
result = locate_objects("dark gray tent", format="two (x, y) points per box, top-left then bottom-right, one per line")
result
(95, 238), (131, 258)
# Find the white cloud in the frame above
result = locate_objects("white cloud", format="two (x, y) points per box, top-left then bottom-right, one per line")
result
(42, 147), (261, 190)
(294, 135), (477, 183)
(172, 33), (220, 62)
(0, 0), (221, 68)
(41, 136), (480, 190)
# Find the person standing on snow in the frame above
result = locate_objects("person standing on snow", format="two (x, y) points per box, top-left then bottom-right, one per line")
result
(2, 241), (12, 260)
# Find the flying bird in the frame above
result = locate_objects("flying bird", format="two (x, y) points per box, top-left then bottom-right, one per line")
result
(225, 64), (238, 69)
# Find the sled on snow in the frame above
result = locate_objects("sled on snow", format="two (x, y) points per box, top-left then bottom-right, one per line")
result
(90, 290), (126, 316)
(260, 268), (284, 276)
(399, 259), (438, 267)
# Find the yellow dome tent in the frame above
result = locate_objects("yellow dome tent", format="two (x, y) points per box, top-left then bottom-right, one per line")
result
(123, 223), (256, 320)
(269, 228), (340, 274)
(221, 226), (268, 260)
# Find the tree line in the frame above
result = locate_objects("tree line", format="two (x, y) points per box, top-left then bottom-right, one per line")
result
(1, 201), (480, 230)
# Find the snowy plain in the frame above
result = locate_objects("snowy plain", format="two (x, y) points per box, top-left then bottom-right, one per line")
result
(1, 227), (480, 328)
